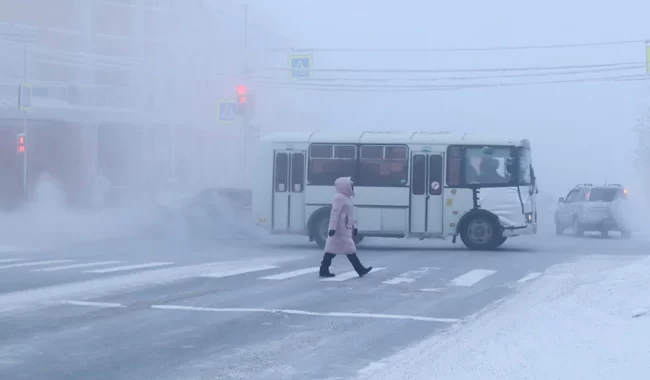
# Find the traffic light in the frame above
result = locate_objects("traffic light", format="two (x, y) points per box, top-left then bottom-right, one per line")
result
(236, 85), (254, 116)
(236, 85), (248, 104)
(17, 133), (25, 153)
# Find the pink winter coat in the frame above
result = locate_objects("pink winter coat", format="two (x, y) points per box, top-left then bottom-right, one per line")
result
(324, 177), (357, 255)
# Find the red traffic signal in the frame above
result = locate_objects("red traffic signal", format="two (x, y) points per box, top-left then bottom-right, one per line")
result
(237, 85), (248, 104)
(17, 133), (25, 153)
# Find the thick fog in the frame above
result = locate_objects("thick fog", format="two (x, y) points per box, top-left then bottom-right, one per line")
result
(1, 0), (650, 247)
(251, 0), (649, 194)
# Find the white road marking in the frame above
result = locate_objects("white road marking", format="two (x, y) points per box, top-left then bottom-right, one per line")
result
(0, 257), (298, 313)
(32, 261), (123, 272)
(383, 277), (415, 285)
(151, 304), (460, 323)
(449, 269), (497, 287)
(259, 267), (319, 280)
(419, 288), (445, 293)
(321, 267), (386, 282)
(516, 272), (542, 284)
(52, 300), (125, 308)
(383, 267), (436, 285)
(201, 264), (279, 278)
(84, 262), (174, 273)
(0, 260), (75, 270)
(0, 259), (25, 264)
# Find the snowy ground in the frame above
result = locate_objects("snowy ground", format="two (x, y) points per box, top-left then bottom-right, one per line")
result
(356, 252), (650, 380)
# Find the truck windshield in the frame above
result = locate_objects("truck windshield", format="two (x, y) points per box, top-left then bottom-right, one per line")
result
(464, 146), (514, 186)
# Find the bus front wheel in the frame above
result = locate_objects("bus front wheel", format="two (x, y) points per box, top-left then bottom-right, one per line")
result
(459, 213), (505, 250)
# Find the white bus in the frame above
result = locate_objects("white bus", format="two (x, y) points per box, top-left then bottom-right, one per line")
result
(253, 131), (538, 250)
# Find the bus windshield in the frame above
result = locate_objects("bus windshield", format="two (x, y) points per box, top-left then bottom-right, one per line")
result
(464, 146), (514, 186)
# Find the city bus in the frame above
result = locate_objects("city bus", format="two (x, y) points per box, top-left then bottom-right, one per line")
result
(252, 131), (538, 250)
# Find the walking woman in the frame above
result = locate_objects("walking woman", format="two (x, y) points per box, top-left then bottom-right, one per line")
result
(319, 177), (373, 278)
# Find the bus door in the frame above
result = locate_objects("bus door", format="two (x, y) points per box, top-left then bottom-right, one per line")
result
(409, 153), (444, 234)
(272, 150), (306, 232)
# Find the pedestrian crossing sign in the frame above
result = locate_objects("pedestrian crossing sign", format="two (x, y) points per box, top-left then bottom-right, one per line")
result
(218, 101), (238, 123)
(288, 54), (312, 79)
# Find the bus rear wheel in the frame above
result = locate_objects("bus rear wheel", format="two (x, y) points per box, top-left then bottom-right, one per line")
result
(313, 217), (329, 249)
(460, 213), (505, 250)
(311, 215), (364, 249)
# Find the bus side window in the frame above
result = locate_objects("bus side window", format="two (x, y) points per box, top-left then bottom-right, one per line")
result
(446, 146), (462, 186)
(274, 153), (289, 192)
(291, 153), (305, 193)
(411, 155), (426, 195)
(308, 144), (356, 186)
(429, 155), (443, 195)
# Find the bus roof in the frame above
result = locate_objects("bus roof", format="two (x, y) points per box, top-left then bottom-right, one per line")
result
(261, 131), (530, 147)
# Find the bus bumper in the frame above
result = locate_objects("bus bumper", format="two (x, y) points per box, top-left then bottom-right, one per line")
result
(503, 222), (537, 237)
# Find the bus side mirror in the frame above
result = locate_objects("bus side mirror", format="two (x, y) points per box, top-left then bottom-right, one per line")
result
(505, 157), (515, 176)
(558, 197), (565, 203)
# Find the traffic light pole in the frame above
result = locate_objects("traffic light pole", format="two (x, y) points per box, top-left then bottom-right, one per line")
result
(21, 43), (28, 201)
(241, 3), (250, 188)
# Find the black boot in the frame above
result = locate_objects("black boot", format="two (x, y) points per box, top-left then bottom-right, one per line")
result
(319, 253), (336, 278)
(347, 253), (373, 277)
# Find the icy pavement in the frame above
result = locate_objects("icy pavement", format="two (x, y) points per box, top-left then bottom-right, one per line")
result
(356, 252), (650, 380)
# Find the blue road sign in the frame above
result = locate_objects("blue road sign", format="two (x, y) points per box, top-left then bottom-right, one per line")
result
(288, 55), (312, 79)
(218, 101), (238, 123)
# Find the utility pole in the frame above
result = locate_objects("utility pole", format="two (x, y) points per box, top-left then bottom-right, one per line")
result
(21, 43), (28, 201)
(241, 3), (250, 189)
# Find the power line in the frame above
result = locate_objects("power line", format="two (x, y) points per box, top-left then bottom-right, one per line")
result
(261, 74), (650, 92)
(250, 64), (646, 83)
(259, 61), (647, 74)
(265, 39), (648, 53)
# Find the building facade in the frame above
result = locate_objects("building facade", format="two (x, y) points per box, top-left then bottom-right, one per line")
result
(0, 0), (256, 209)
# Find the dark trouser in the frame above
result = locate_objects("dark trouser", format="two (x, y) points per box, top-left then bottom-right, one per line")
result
(320, 252), (366, 275)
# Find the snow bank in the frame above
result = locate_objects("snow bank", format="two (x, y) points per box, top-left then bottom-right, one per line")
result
(357, 256), (650, 380)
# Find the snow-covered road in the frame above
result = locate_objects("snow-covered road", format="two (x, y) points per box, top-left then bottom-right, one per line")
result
(356, 240), (650, 380)
(0, 231), (647, 380)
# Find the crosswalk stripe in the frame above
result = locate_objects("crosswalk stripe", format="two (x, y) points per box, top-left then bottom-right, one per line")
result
(321, 267), (387, 282)
(0, 259), (25, 264)
(32, 261), (124, 272)
(259, 267), (319, 280)
(383, 267), (435, 285)
(449, 269), (496, 287)
(84, 262), (174, 274)
(517, 272), (542, 284)
(0, 260), (75, 270)
(383, 276), (416, 285)
(201, 265), (279, 278)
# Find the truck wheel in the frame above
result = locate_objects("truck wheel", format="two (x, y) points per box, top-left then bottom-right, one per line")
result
(572, 219), (584, 237)
(460, 213), (504, 250)
(555, 223), (564, 235)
